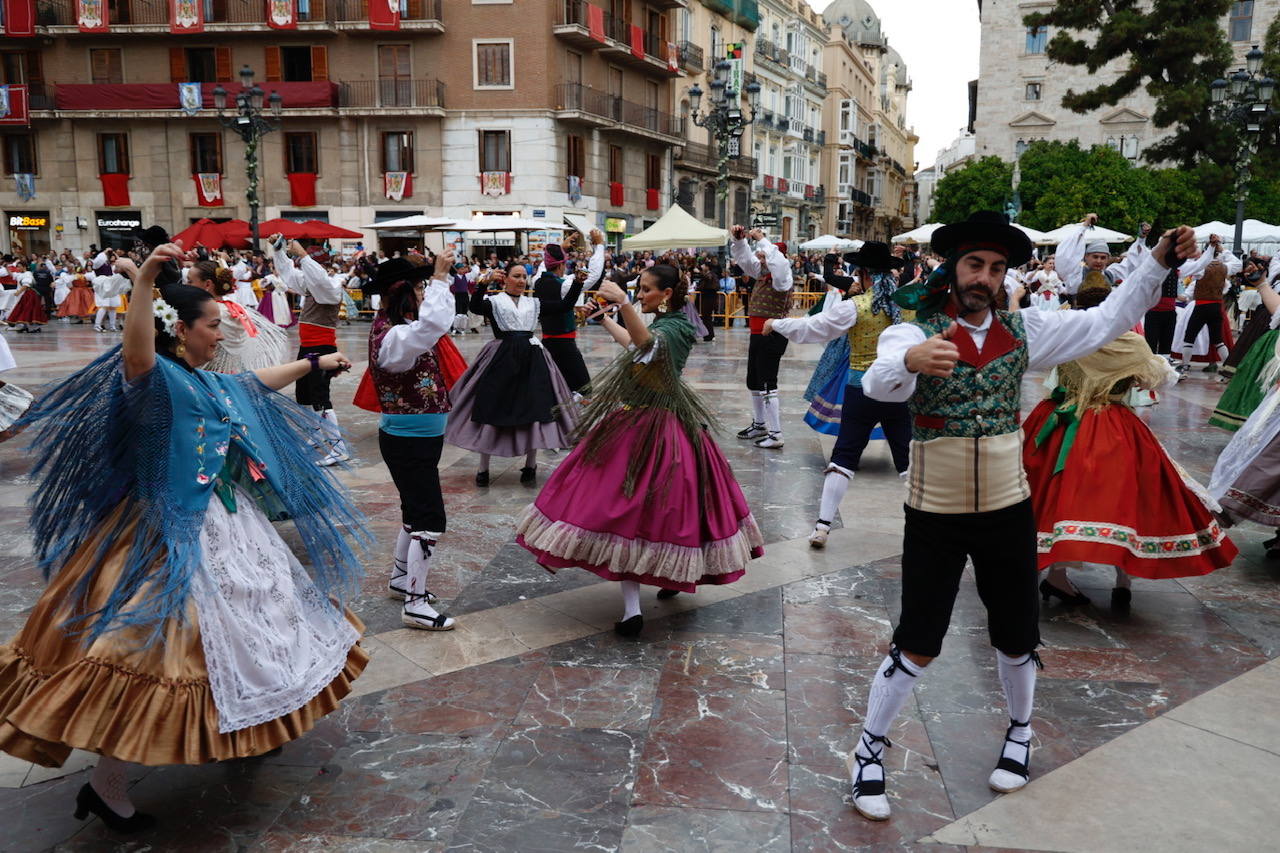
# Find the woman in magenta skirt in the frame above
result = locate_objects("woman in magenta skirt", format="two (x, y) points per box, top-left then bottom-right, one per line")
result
(516, 264), (764, 636)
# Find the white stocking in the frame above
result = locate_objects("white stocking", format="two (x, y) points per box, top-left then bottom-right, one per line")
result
(404, 532), (440, 595)
(322, 408), (345, 455)
(90, 756), (135, 818)
(620, 580), (641, 620)
(392, 526), (411, 576)
(94, 307), (108, 328)
(1215, 343), (1229, 362)
(763, 390), (782, 435)
(856, 649), (923, 783)
(997, 651), (1038, 742)
(750, 391), (766, 425)
(1180, 343), (1194, 367)
(818, 464), (854, 525)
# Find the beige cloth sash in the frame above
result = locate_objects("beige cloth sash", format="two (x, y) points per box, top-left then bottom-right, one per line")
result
(906, 430), (1030, 514)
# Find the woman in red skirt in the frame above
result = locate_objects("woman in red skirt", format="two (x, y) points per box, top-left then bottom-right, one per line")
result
(6, 271), (48, 332)
(1024, 332), (1237, 613)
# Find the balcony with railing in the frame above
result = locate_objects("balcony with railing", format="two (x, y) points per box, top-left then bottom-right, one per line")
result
(677, 41), (703, 72)
(35, 81), (342, 114)
(597, 12), (680, 76)
(675, 140), (757, 180)
(338, 79), (444, 112)
(553, 82), (682, 141)
(849, 187), (873, 207)
(852, 137), (877, 161)
(554, 0), (610, 48)
(36, 0), (442, 31)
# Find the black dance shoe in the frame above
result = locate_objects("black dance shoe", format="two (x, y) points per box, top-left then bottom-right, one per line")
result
(74, 784), (156, 834)
(519, 466), (537, 485)
(475, 470), (490, 487)
(614, 614), (643, 637)
(656, 589), (680, 600)
(1040, 579), (1090, 606)
(1111, 587), (1132, 614)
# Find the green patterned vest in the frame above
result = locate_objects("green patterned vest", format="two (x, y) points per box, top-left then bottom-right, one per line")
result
(748, 274), (794, 318)
(909, 310), (1028, 442)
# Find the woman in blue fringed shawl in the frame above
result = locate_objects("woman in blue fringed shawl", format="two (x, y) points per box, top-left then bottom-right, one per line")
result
(0, 243), (370, 833)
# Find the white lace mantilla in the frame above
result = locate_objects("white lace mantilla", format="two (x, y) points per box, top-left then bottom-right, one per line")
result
(489, 291), (540, 335)
(192, 488), (358, 734)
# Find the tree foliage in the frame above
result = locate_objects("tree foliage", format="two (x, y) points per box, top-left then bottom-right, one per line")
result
(1025, 0), (1234, 168)
(930, 141), (1205, 231)
(929, 157), (1013, 224)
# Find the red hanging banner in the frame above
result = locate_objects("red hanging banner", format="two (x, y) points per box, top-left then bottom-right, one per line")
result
(383, 171), (412, 200)
(645, 188), (659, 210)
(0, 85), (30, 127)
(100, 174), (130, 206)
(194, 173), (223, 206)
(286, 172), (317, 207)
(368, 0), (399, 31)
(265, 0), (295, 28)
(609, 182), (624, 207)
(630, 25), (645, 59)
(2, 0), (36, 36)
(170, 0), (203, 33)
(77, 0), (109, 32)
(586, 3), (605, 42)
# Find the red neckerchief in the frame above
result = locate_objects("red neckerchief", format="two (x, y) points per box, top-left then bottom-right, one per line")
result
(219, 299), (259, 338)
(943, 303), (1019, 369)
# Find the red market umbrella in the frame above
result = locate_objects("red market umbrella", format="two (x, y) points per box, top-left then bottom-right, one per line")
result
(257, 218), (308, 240)
(217, 219), (251, 249)
(172, 218), (224, 249)
(298, 220), (363, 240)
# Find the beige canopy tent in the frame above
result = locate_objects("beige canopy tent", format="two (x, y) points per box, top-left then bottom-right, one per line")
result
(621, 204), (729, 251)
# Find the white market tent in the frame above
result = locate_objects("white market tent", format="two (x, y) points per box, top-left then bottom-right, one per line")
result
(1040, 223), (1133, 244)
(799, 234), (862, 252)
(1195, 219), (1280, 243)
(439, 216), (559, 232)
(621, 204), (728, 250)
(363, 215), (456, 230)
(1012, 223), (1049, 244)
(891, 222), (942, 244)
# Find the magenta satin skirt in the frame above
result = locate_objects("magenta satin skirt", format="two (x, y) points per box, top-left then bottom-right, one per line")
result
(516, 408), (764, 591)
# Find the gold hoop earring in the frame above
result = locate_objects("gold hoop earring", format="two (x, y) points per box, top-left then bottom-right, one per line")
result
(176, 338), (187, 358)
(659, 298), (670, 313)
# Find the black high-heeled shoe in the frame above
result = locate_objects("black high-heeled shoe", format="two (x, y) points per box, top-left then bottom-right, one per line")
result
(475, 470), (490, 487)
(1039, 579), (1090, 606)
(614, 614), (643, 637)
(1111, 587), (1132, 614)
(656, 588), (680, 600)
(73, 783), (156, 834)
(519, 466), (536, 485)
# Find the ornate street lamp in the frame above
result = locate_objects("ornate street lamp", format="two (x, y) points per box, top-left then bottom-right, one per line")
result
(212, 66), (284, 247)
(689, 60), (761, 261)
(1211, 45), (1275, 253)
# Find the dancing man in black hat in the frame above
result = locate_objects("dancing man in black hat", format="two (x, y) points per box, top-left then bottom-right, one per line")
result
(844, 211), (1198, 821)
(765, 241), (912, 548)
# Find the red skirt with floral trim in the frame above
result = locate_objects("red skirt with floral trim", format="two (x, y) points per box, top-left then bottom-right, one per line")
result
(1022, 400), (1237, 578)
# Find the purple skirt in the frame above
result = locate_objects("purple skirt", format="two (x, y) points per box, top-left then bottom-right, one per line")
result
(516, 408), (764, 591)
(445, 338), (578, 457)
(682, 301), (708, 339)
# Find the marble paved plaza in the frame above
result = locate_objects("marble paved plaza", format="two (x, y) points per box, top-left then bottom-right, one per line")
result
(0, 321), (1276, 852)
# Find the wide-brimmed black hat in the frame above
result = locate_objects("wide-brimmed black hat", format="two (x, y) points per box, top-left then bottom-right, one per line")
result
(930, 211), (1033, 267)
(367, 257), (435, 295)
(131, 225), (171, 250)
(842, 241), (905, 272)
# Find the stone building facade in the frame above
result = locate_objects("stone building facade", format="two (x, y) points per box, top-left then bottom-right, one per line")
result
(975, 0), (1280, 165)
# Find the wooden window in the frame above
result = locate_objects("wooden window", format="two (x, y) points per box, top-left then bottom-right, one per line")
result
(97, 133), (129, 175)
(1230, 1), (1254, 41)
(381, 131), (413, 173)
(378, 45), (412, 107)
(566, 134), (585, 179)
(646, 152), (660, 189)
(284, 131), (318, 174)
(189, 133), (223, 174)
(265, 46), (326, 82)
(609, 145), (623, 183)
(474, 41), (512, 88)
(607, 66), (623, 98)
(2, 134), (37, 175)
(479, 130), (510, 172)
(0, 51), (42, 86)
(90, 49), (123, 85)
(171, 47), (227, 83)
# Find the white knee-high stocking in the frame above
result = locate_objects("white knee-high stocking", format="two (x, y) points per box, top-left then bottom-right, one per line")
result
(750, 391), (766, 426)
(818, 464), (854, 526)
(620, 580), (641, 620)
(762, 390), (783, 435)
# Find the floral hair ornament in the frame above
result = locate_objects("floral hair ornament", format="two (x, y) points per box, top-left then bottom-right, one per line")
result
(153, 297), (180, 337)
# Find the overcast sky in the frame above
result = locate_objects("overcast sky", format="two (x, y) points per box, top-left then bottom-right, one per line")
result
(806, 0), (981, 171)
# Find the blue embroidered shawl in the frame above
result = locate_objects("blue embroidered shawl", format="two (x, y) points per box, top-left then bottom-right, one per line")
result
(19, 347), (370, 642)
